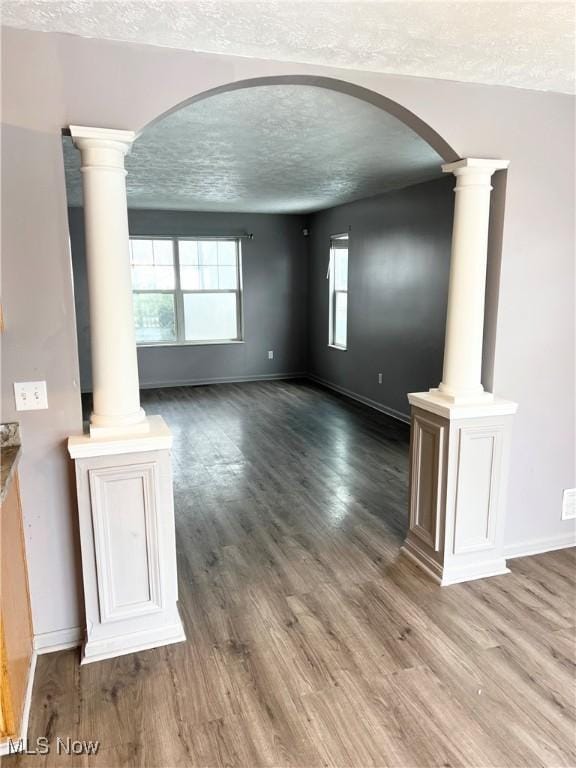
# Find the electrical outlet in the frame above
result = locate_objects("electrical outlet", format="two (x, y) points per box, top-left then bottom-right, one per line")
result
(14, 380), (48, 411)
(268, 350), (274, 360)
(562, 489), (576, 520)
(378, 373), (383, 384)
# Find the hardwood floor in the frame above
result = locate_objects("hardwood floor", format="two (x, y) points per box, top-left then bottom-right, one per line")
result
(9, 380), (576, 767)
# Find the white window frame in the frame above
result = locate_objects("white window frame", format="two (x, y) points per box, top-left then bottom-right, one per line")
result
(328, 232), (349, 351)
(130, 235), (244, 347)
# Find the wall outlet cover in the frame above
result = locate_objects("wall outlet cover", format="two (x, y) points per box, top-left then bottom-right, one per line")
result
(14, 380), (48, 411)
(562, 488), (576, 520)
(268, 351), (274, 360)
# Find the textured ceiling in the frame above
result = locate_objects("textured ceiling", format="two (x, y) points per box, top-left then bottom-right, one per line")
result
(3, 0), (574, 94)
(63, 84), (444, 213)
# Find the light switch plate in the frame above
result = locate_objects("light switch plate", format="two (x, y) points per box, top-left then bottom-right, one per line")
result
(562, 488), (576, 521)
(14, 381), (48, 411)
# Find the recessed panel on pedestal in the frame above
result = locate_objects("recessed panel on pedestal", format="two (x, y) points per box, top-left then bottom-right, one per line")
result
(410, 412), (445, 552)
(89, 463), (163, 623)
(453, 426), (503, 555)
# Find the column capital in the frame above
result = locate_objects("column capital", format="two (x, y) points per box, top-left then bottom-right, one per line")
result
(70, 125), (137, 149)
(70, 127), (137, 170)
(442, 157), (510, 176)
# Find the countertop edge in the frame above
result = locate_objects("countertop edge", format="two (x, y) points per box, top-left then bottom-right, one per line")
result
(1, 445), (22, 504)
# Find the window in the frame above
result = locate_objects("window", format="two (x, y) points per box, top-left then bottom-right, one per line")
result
(130, 237), (242, 345)
(328, 233), (349, 349)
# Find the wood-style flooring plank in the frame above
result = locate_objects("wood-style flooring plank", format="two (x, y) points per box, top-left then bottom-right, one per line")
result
(8, 381), (575, 768)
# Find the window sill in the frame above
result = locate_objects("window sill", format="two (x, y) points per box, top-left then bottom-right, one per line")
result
(328, 344), (347, 352)
(137, 340), (245, 349)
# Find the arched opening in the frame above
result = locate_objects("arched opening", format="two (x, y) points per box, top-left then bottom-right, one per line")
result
(64, 74), (512, 672)
(65, 75), (457, 550)
(141, 75), (460, 163)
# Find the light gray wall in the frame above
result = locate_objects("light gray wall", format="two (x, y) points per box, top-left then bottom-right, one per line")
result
(2, 26), (574, 639)
(308, 178), (453, 418)
(0, 124), (84, 638)
(68, 208), (309, 391)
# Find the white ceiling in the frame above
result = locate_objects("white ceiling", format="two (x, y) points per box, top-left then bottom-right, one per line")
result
(63, 84), (444, 213)
(3, 0), (575, 94)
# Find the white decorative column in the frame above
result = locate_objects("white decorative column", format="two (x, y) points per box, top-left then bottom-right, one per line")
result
(403, 158), (518, 586)
(436, 158), (509, 403)
(67, 126), (185, 663)
(70, 126), (145, 436)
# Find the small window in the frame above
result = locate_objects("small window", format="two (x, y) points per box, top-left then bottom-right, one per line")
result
(130, 237), (243, 345)
(328, 233), (349, 349)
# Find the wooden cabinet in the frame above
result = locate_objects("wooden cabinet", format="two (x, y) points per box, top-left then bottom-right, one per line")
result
(1, 466), (34, 752)
(1, 621), (16, 739)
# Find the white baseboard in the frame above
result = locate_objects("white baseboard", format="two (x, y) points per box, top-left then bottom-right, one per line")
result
(81, 620), (186, 665)
(441, 560), (510, 586)
(504, 531), (576, 560)
(400, 541), (442, 584)
(0, 651), (37, 757)
(401, 540), (510, 586)
(307, 374), (410, 424)
(19, 651), (37, 750)
(138, 372), (307, 391)
(33, 626), (83, 654)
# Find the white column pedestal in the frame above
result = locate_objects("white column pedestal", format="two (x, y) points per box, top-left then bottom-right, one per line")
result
(402, 392), (518, 586)
(68, 417), (185, 663)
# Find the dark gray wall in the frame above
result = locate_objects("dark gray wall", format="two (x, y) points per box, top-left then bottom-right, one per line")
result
(70, 181), (453, 414)
(69, 208), (309, 390)
(307, 178), (453, 418)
